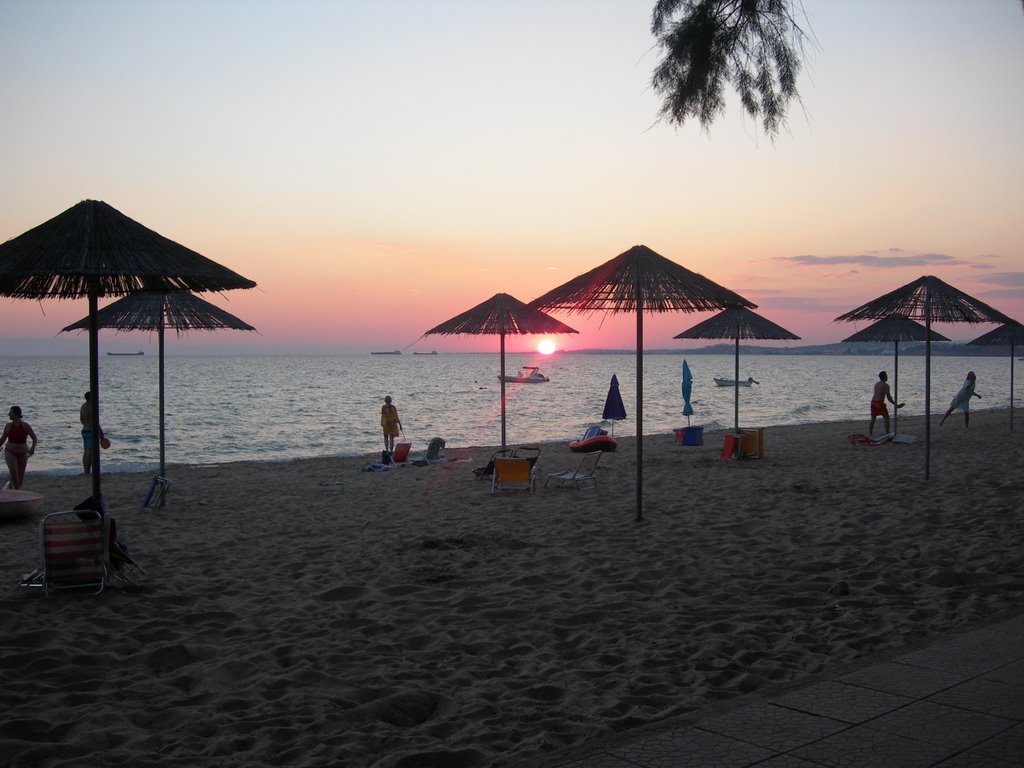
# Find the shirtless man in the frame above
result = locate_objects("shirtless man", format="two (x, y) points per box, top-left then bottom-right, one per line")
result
(869, 371), (903, 436)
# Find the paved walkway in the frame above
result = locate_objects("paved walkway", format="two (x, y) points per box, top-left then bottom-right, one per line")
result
(514, 610), (1024, 768)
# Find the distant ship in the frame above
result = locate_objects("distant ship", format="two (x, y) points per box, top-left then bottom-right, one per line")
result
(371, 350), (401, 355)
(107, 351), (144, 356)
(413, 351), (438, 355)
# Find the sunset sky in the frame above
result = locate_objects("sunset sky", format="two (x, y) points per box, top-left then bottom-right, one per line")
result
(1, 0), (1022, 355)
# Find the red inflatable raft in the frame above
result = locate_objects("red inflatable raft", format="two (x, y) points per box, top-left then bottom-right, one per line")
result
(569, 426), (617, 452)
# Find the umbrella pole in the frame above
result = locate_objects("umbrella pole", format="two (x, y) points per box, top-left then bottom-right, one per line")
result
(159, 313), (167, 496)
(734, 336), (740, 433)
(635, 294), (643, 523)
(500, 332), (507, 449)
(893, 341), (900, 433)
(924, 293), (932, 481)
(88, 283), (102, 502)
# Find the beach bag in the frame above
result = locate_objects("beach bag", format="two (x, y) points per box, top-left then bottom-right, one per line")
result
(381, 450), (393, 465)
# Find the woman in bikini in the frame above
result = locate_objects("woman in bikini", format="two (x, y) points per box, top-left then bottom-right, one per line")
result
(0, 406), (38, 489)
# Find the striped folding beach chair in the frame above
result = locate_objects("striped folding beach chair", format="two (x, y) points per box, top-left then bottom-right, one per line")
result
(22, 510), (110, 594)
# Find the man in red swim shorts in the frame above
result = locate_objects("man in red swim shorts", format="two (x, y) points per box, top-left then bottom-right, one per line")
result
(869, 371), (904, 435)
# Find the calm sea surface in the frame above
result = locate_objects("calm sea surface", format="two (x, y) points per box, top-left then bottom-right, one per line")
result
(0, 352), (1016, 476)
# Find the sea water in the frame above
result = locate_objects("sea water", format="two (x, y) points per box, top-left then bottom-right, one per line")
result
(0, 352), (1014, 476)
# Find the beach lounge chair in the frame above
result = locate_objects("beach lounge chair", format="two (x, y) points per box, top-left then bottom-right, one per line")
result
(474, 446), (540, 479)
(473, 447), (514, 479)
(512, 446), (540, 471)
(545, 450), (602, 489)
(142, 476), (170, 509)
(720, 433), (742, 460)
(21, 510), (110, 594)
(412, 437), (446, 466)
(491, 457), (536, 494)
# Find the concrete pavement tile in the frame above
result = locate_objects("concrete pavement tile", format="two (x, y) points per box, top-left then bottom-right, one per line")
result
(928, 678), (1024, 720)
(896, 633), (1024, 677)
(837, 662), (964, 698)
(790, 725), (954, 768)
(969, 721), (1024, 761)
(538, 752), (646, 768)
(607, 724), (773, 768)
(865, 700), (1013, 751)
(770, 681), (911, 724)
(927, 751), (1022, 768)
(983, 659), (1024, 687)
(754, 757), (829, 768)
(695, 701), (848, 751)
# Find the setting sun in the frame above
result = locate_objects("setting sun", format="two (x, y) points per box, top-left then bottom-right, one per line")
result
(537, 339), (556, 355)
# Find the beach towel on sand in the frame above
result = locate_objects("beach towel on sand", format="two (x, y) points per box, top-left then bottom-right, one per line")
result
(848, 433), (893, 446)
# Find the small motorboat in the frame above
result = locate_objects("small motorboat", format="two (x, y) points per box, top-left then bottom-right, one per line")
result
(714, 376), (759, 387)
(569, 425), (617, 452)
(499, 365), (550, 384)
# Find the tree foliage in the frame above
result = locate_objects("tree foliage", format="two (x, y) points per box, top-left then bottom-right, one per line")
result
(651, 0), (810, 137)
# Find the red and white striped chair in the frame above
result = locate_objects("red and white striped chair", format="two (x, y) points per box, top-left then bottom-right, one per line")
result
(23, 510), (110, 594)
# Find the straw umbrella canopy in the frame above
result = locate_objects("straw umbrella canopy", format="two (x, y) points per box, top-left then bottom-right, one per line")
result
(967, 321), (1024, 432)
(530, 244), (754, 522)
(422, 292), (577, 449)
(840, 316), (950, 433)
(62, 291), (257, 487)
(0, 200), (256, 501)
(835, 275), (1012, 479)
(674, 305), (799, 431)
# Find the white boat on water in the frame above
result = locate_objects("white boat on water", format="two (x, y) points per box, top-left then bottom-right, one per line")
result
(714, 376), (759, 387)
(499, 365), (550, 384)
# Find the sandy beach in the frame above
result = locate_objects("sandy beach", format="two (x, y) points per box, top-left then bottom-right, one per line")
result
(1, 411), (1022, 767)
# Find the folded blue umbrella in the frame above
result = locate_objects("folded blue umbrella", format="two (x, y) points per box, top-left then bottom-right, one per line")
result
(682, 359), (694, 423)
(602, 374), (627, 432)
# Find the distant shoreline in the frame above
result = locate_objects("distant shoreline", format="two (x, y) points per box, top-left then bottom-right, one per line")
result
(0, 343), (1014, 357)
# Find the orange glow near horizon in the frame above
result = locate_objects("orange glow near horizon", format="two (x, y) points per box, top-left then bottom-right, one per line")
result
(0, 4), (1022, 355)
(537, 339), (556, 355)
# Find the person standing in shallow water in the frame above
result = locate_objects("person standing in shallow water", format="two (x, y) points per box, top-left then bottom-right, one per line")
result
(380, 395), (401, 452)
(0, 406), (38, 489)
(869, 371), (903, 435)
(940, 371), (981, 428)
(80, 391), (105, 474)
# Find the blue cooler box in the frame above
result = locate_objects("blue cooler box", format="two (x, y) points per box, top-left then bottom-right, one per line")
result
(674, 426), (704, 446)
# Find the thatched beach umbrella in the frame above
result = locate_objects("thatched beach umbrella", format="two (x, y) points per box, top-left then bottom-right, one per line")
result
(62, 291), (257, 488)
(967, 321), (1024, 432)
(530, 244), (754, 522)
(0, 200), (256, 500)
(835, 275), (1012, 479)
(422, 293), (577, 449)
(674, 305), (799, 432)
(840, 316), (950, 433)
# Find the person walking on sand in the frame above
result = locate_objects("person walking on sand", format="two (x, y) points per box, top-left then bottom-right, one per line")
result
(80, 391), (105, 474)
(940, 371), (981, 428)
(380, 395), (402, 452)
(869, 371), (904, 436)
(0, 406), (38, 489)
